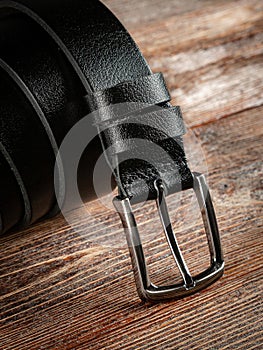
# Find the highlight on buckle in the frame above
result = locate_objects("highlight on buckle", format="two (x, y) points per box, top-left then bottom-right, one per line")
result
(113, 172), (224, 302)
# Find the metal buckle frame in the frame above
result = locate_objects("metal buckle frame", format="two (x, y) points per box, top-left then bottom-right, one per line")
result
(113, 172), (224, 302)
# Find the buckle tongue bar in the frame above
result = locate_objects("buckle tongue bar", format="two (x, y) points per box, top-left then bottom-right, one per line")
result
(155, 179), (195, 290)
(113, 173), (224, 302)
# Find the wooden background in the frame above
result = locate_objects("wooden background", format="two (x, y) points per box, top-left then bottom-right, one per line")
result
(0, 0), (262, 348)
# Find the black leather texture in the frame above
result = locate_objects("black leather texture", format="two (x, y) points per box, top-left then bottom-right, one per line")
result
(0, 145), (25, 232)
(87, 73), (171, 113)
(86, 72), (192, 202)
(0, 0), (193, 233)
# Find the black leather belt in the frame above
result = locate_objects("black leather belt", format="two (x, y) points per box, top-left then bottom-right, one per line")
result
(0, 0), (224, 301)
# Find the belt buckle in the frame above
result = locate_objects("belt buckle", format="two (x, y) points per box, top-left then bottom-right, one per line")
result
(113, 172), (224, 302)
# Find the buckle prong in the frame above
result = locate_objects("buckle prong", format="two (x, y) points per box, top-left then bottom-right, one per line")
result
(113, 172), (224, 302)
(154, 179), (195, 290)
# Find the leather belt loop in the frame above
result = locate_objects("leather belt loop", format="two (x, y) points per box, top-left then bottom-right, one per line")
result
(86, 73), (171, 113)
(84, 71), (193, 200)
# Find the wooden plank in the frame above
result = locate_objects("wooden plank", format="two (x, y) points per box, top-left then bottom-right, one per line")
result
(0, 0), (263, 349)
(103, 0), (245, 29)
(0, 106), (262, 350)
(105, 0), (263, 126)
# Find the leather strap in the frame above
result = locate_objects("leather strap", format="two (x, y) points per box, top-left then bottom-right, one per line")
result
(0, 63), (55, 225)
(0, 0), (192, 229)
(86, 72), (192, 202)
(91, 106), (185, 152)
(0, 12), (88, 226)
(0, 143), (26, 232)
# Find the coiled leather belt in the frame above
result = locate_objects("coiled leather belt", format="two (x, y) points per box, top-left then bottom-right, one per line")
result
(0, 0), (224, 301)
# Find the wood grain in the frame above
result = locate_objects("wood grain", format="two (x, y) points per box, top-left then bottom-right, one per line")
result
(0, 0), (262, 349)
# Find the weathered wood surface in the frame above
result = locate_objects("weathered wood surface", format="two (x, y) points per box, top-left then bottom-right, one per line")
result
(0, 0), (262, 349)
